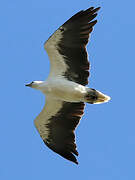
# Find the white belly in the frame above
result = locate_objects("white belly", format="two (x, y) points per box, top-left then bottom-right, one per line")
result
(41, 78), (87, 102)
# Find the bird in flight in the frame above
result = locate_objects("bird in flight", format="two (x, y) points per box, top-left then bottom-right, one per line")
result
(26, 6), (110, 164)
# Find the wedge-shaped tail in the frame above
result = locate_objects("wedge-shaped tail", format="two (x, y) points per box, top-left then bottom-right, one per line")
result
(85, 88), (111, 104)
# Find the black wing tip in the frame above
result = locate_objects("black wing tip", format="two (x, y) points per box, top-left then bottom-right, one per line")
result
(59, 151), (79, 165)
(58, 151), (79, 165)
(74, 160), (79, 165)
(63, 6), (101, 27)
(89, 20), (98, 26)
(84, 6), (101, 13)
(44, 141), (79, 164)
(92, 7), (101, 12)
(94, 7), (101, 11)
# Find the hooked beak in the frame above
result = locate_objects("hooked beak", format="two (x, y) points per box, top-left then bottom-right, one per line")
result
(25, 83), (32, 87)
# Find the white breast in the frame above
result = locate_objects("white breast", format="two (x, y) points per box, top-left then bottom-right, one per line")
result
(40, 77), (87, 102)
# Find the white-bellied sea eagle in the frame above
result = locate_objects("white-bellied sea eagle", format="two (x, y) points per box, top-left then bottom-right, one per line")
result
(26, 6), (110, 164)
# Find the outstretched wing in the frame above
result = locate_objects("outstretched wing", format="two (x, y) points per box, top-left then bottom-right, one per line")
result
(44, 7), (100, 85)
(34, 96), (85, 164)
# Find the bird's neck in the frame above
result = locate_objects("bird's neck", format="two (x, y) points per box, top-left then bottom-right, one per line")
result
(32, 81), (45, 90)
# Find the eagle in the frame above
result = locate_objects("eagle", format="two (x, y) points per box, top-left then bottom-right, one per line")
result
(26, 6), (110, 164)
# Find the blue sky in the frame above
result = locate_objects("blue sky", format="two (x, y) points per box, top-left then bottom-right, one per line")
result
(1, 0), (135, 179)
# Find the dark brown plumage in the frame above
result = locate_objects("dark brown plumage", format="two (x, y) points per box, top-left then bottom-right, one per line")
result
(57, 7), (100, 85)
(44, 102), (85, 164)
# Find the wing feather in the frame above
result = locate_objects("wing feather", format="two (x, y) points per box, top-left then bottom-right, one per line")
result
(44, 7), (100, 85)
(34, 96), (85, 164)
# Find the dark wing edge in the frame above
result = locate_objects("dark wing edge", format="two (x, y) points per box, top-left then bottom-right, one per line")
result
(57, 7), (101, 85)
(43, 102), (85, 164)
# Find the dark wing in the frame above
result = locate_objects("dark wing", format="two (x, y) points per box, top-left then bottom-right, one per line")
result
(44, 7), (100, 85)
(34, 96), (85, 164)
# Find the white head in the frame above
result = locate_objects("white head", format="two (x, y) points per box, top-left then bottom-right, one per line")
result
(25, 81), (44, 90)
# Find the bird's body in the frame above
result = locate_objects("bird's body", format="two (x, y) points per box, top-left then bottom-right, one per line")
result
(32, 78), (109, 103)
(26, 6), (110, 164)
(31, 78), (87, 102)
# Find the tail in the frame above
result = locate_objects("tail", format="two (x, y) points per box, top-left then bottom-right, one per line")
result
(85, 88), (111, 104)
